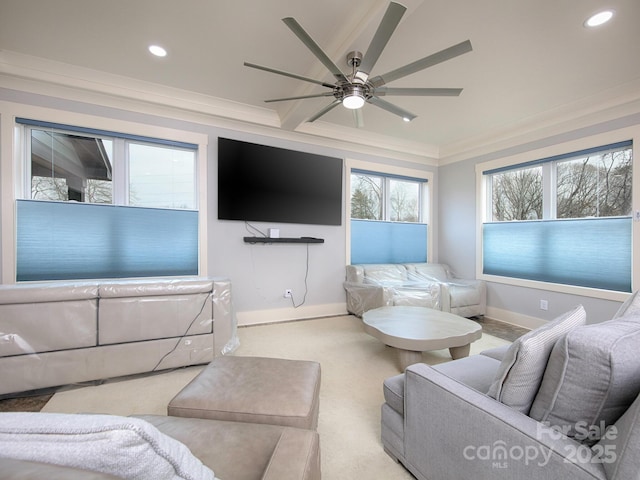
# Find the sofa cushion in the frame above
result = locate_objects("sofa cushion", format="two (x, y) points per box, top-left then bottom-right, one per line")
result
(487, 305), (586, 414)
(529, 314), (640, 444)
(613, 290), (640, 318)
(433, 354), (502, 393)
(383, 374), (406, 416)
(405, 263), (448, 283)
(479, 344), (510, 362)
(0, 412), (216, 480)
(362, 264), (408, 286)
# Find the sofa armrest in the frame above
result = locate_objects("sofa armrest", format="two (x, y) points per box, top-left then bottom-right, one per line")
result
(261, 428), (321, 480)
(601, 391), (640, 480)
(343, 282), (393, 316)
(403, 363), (606, 480)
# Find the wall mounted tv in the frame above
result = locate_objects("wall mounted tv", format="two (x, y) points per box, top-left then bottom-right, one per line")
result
(217, 137), (343, 226)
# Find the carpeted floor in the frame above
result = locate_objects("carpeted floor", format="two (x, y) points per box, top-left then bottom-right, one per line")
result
(7, 314), (514, 480)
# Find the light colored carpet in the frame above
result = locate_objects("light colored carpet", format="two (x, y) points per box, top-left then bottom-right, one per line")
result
(43, 314), (509, 479)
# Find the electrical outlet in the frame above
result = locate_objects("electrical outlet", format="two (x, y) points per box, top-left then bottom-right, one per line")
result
(540, 299), (548, 311)
(284, 289), (293, 298)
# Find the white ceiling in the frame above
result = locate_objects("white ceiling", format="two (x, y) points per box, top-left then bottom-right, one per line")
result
(1, 0), (639, 159)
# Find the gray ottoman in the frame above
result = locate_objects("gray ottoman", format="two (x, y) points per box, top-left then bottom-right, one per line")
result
(168, 356), (321, 430)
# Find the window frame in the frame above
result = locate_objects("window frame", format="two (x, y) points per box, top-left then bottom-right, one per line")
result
(346, 158), (433, 264)
(475, 126), (640, 302)
(0, 102), (209, 283)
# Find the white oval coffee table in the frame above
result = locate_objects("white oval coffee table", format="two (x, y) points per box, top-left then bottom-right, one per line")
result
(362, 306), (483, 370)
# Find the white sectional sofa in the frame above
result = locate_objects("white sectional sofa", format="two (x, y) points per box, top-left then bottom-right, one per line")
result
(0, 277), (237, 396)
(344, 263), (486, 318)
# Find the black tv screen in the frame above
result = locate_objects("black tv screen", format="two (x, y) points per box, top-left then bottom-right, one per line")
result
(217, 138), (343, 226)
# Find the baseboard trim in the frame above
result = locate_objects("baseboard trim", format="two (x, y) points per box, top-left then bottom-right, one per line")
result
(236, 303), (348, 326)
(485, 306), (546, 330)
(236, 303), (546, 330)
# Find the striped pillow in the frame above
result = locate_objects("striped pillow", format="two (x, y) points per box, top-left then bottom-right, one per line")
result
(487, 305), (586, 414)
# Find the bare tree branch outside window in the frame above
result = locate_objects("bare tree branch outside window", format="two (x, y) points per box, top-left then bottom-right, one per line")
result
(557, 149), (632, 218)
(492, 167), (543, 221)
(351, 174), (382, 220)
(390, 179), (419, 222)
(490, 146), (632, 221)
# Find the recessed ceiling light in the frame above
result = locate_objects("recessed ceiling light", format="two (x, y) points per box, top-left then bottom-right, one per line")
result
(584, 10), (614, 28)
(148, 45), (167, 57)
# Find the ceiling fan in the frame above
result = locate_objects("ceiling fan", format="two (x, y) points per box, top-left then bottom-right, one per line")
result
(244, 2), (472, 125)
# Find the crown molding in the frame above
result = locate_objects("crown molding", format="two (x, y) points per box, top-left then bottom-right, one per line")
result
(0, 50), (436, 164)
(0, 49), (281, 127)
(439, 78), (640, 165)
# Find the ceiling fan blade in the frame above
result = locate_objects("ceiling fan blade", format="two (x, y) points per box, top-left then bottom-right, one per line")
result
(357, 2), (406, 79)
(307, 99), (342, 122)
(368, 96), (417, 121)
(244, 62), (335, 88)
(282, 17), (349, 84)
(370, 39), (472, 87)
(353, 108), (365, 128)
(265, 92), (335, 103)
(375, 87), (463, 96)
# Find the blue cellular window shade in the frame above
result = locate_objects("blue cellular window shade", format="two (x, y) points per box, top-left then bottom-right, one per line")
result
(351, 219), (427, 264)
(483, 217), (631, 292)
(17, 200), (198, 281)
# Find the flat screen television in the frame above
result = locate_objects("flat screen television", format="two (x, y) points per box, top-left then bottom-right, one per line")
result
(217, 137), (343, 226)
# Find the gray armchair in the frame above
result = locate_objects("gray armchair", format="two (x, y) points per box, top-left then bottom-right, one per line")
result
(381, 297), (640, 480)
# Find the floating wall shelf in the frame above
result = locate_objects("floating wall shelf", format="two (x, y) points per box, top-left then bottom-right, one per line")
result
(243, 237), (324, 244)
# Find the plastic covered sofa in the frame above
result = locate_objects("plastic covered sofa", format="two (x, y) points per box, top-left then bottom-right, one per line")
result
(0, 277), (239, 396)
(344, 263), (486, 318)
(381, 295), (640, 480)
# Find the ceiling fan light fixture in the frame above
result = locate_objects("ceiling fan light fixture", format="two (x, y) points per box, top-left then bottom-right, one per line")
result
(343, 94), (366, 109)
(342, 84), (367, 109)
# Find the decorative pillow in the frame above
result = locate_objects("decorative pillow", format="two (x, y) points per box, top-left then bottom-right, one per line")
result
(487, 305), (586, 414)
(612, 290), (640, 318)
(0, 412), (216, 480)
(529, 314), (640, 444)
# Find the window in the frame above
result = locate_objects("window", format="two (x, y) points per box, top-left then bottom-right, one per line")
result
(351, 171), (423, 222)
(25, 123), (196, 210)
(490, 165), (542, 221)
(15, 118), (200, 281)
(481, 141), (633, 293)
(349, 169), (429, 264)
(556, 148), (632, 219)
(128, 143), (196, 209)
(30, 129), (114, 203)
